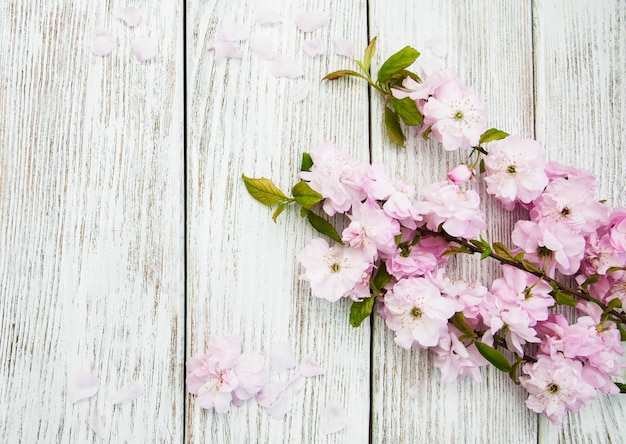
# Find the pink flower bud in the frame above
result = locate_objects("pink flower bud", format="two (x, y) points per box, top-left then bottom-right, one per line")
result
(447, 164), (472, 184)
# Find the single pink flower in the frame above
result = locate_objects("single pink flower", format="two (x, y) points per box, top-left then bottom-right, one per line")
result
(342, 199), (401, 259)
(446, 164), (473, 184)
(433, 327), (487, 382)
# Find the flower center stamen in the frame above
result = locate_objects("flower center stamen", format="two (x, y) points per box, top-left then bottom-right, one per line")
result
(410, 307), (422, 318)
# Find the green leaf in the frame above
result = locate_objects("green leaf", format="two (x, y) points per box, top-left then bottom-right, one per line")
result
(581, 274), (599, 291)
(443, 245), (471, 256)
(479, 158), (486, 174)
(493, 242), (515, 262)
(616, 382), (626, 392)
(553, 290), (578, 307)
(607, 266), (626, 273)
(377, 46), (420, 84)
(301, 152), (313, 172)
(450, 312), (476, 338)
(363, 37), (377, 72)
(513, 251), (525, 261)
(606, 298), (622, 311)
(509, 359), (523, 385)
(373, 263), (392, 292)
(391, 97), (423, 126)
(350, 296), (377, 327)
(242, 175), (292, 206)
(475, 342), (512, 373)
(272, 203), (287, 222)
(480, 246), (492, 260)
(305, 210), (342, 243)
(322, 69), (368, 81)
(384, 106), (406, 147)
(479, 128), (509, 144)
(291, 181), (323, 210)
(521, 261), (543, 275)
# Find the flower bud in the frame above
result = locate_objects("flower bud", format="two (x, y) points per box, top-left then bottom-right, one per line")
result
(447, 164), (473, 184)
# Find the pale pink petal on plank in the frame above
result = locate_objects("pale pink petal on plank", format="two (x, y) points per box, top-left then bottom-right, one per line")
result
(89, 408), (107, 439)
(68, 369), (100, 403)
(210, 38), (242, 62)
(112, 6), (141, 27)
(92, 32), (116, 56)
(269, 341), (296, 372)
(302, 38), (324, 57)
(255, 7), (281, 24)
(249, 33), (277, 60)
(270, 55), (303, 78)
(220, 23), (249, 42)
(418, 54), (443, 76)
(426, 36), (447, 58)
(333, 37), (357, 58)
(407, 378), (427, 400)
(297, 354), (324, 377)
(256, 375), (305, 419)
(132, 36), (157, 62)
(112, 380), (144, 404)
(293, 11), (329, 32)
(320, 402), (348, 434)
(289, 81), (311, 103)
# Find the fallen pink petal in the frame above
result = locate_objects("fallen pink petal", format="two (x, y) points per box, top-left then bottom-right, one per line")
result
(210, 38), (242, 62)
(269, 341), (296, 372)
(89, 408), (107, 439)
(91, 32), (116, 56)
(407, 378), (427, 400)
(220, 23), (249, 42)
(256, 375), (305, 419)
(132, 36), (157, 62)
(293, 11), (330, 33)
(249, 33), (277, 60)
(426, 36), (448, 58)
(112, 380), (144, 404)
(68, 369), (100, 403)
(270, 55), (303, 78)
(320, 402), (348, 434)
(289, 81), (311, 103)
(255, 7), (281, 24)
(302, 38), (324, 57)
(333, 37), (357, 58)
(112, 6), (141, 27)
(297, 354), (324, 377)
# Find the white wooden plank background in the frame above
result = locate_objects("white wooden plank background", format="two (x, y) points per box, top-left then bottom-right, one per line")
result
(0, 0), (624, 443)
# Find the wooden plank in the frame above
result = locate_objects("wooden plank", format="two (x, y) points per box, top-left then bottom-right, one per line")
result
(185, 1), (371, 442)
(368, 1), (537, 442)
(0, 1), (184, 441)
(533, 0), (626, 442)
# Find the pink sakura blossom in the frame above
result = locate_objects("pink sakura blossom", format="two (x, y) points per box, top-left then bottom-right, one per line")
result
(249, 33), (277, 60)
(608, 208), (626, 252)
(385, 246), (437, 280)
(446, 164), (473, 185)
(299, 141), (367, 216)
(519, 354), (596, 425)
(132, 36), (157, 62)
(483, 136), (549, 210)
(288, 81), (311, 103)
(544, 161), (598, 188)
(391, 69), (458, 110)
(379, 276), (461, 349)
(415, 181), (486, 239)
(342, 199), (401, 259)
(482, 302), (541, 357)
(432, 327), (488, 382)
(512, 218), (585, 277)
(67, 369), (100, 403)
(362, 163), (395, 200)
(92, 31), (116, 56)
(270, 55), (304, 78)
(112, 6), (141, 27)
(293, 11), (330, 32)
(320, 402), (348, 434)
(580, 231), (625, 276)
(433, 271), (488, 323)
(186, 334), (268, 413)
(333, 37), (357, 57)
(298, 238), (371, 302)
(421, 78), (489, 151)
(302, 38), (325, 57)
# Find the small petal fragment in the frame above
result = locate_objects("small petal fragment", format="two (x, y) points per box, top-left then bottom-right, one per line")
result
(293, 11), (330, 33)
(112, 380), (144, 404)
(210, 39), (242, 62)
(407, 378), (427, 400)
(220, 23), (249, 42)
(320, 402), (348, 434)
(92, 32), (116, 56)
(297, 354), (325, 377)
(302, 38), (324, 57)
(132, 36), (157, 62)
(333, 37), (357, 58)
(426, 36), (448, 58)
(89, 408), (107, 439)
(270, 341), (296, 373)
(255, 7), (281, 24)
(249, 33), (277, 60)
(270, 55), (303, 78)
(112, 6), (142, 27)
(68, 369), (100, 403)
(289, 81), (311, 103)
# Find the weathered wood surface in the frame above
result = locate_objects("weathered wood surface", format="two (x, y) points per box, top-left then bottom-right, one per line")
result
(0, 0), (624, 443)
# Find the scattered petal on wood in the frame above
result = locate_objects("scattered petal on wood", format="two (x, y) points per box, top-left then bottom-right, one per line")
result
(333, 37), (357, 58)
(418, 54), (444, 76)
(289, 81), (311, 103)
(407, 378), (427, 400)
(112, 380), (144, 404)
(249, 33), (277, 60)
(89, 408), (107, 439)
(256, 375), (305, 419)
(210, 38), (242, 62)
(302, 38), (324, 57)
(255, 7), (281, 24)
(132, 36), (157, 62)
(68, 369), (100, 403)
(270, 55), (303, 78)
(293, 11), (330, 33)
(320, 402), (348, 434)
(425, 36), (448, 58)
(220, 23), (249, 42)
(92, 32), (116, 56)
(269, 341), (296, 372)
(297, 354), (324, 377)
(112, 6), (141, 27)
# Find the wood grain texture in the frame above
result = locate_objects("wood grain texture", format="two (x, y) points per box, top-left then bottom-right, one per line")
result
(185, 1), (371, 442)
(368, 1), (538, 442)
(533, 0), (626, 442)
(0, 1), (184, 442)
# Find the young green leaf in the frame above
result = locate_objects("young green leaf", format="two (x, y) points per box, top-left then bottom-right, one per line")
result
(492, 242), (516, 262)
(363, 37), (377, 72)
(479, 128), (509, 144)
(377, 46), (420, 84)
(301, 152), (313, 172)
(480, 247), (492, 260)
(322, 69), (368, 81)
(305, 210), (342, 243)
(384, 106), (406, 147)
(242, 175), (292, 206)
(606, 298), (623, 311)
(391, 97), (423, 126)
(373, 263), (392, 292)
(292, 180), (323, 210)
(474, 342), (512, 373)
(553, 290), (578, 307)
(350, 296), (377, 327)
(521, 261), (543, 275)
(450, 312), (476, 338)
(272, 203), (287, 222)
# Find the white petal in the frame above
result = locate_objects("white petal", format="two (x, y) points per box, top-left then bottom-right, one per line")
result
(132, 36), (157, 62)
(333, 37), (357, 58)
(89, 408), (107, 439)
(68, 369), (100, 403)
(297, 354), (324, 377)
(270, 55), (303, 78)
(211, 38), (242, 62)
(320, 402), (348, 434)
(269, 341), (296, 372)
(220, 23), (249, 42)
(418, 54), (444, 76)
(289, 81), (311, 103)
(112, 380), (144, 404)
(425, 36), (447, 58)
(255, 7), (281, 24)
(293, 11), (330, 33)
(249, 33), (277, 60)
(407, 378), (427, 400)
(112, 6), (141, 27)
(302, 38), (324, 57)
(92, 32), (115, 56)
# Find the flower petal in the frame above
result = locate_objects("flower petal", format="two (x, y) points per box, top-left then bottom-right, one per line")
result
(426, 36), (447, 58)
(112, 6), (141, 27)
(112, 380), (144, 404)
(333, 37), (357, 58)
(220, 23), (249, 42)
(68, 369), (100, 403)
(289, 81), (311, 103)
(89, 408), (107, 439)
(302, 38), (324, 57)
(293, 11), (330, 33)
(297, 354), (324, 377)
(270, 55), (303, 78)
(92, 32), (116, 56)
(132, 36), (157, 62)
(255, 7), (281, 24)
(320, 402), (348, 434)
(270, 341), (296, 373)
(249, 33), (277, 60)
(211, 39), (242, 62)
